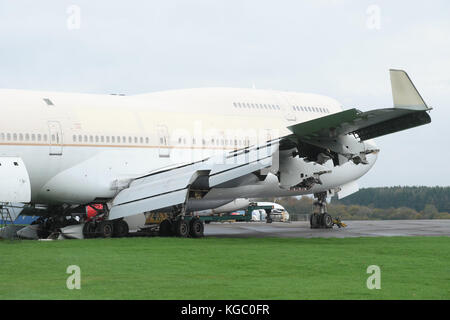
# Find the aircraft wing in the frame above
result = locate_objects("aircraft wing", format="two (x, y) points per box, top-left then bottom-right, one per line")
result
(287, 106), (431, 142)
(108, 140), (280, 220)
(288, 69), (431, 141)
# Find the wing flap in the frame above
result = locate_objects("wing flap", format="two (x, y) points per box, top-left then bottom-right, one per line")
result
(108, 140), (280, 220)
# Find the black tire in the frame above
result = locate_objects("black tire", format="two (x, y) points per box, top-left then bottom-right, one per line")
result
(97, 221), (114, 238)
(83, 222), (97, 239)
(114, 220), (129, 238)
(36, 222), (51, 239)
(189, 218), (204, 238)
(159, 219), (173, 237)
(310, 214), (320, 229)
(173, 219), (189, 237)
(322, 213), (333, 229)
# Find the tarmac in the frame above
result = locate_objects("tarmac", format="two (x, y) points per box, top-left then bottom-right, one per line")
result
(203, 220), (450, 238)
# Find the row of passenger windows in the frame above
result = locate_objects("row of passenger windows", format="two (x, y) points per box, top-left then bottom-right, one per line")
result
(233, 102), (281, 110)
(175, 137), (250, 147)
(0, 132), (151, 144)
(292, 105), (330, 113)
(232, 101), (331, 114)
(72, 135), (150, 144)
(0, 132), (250, 148)
(0, 132), (254, 151)
(0, 133), (49, 142)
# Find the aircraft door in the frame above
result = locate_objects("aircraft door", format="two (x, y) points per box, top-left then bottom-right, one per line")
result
(157, 124), (170, 158)
(278, 93), (296, 122)
(48, 121), (63, 155)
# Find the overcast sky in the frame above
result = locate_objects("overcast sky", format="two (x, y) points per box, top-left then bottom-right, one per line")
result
(0, 0), (448, 187)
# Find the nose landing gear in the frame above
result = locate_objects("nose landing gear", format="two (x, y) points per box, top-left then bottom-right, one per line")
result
(310, 192), (335, 229)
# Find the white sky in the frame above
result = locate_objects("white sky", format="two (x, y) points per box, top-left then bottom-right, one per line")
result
(0, 0), (449, 187)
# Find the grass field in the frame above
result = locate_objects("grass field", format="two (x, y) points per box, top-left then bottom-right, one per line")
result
(0, 236), (449, 299)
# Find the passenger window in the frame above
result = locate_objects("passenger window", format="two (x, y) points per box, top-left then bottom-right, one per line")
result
(73, 135), (77, 142)
(95, 136), (99, 143)
(106, 136), (110, 143)
(112, 136), (116, 143)
(13, 133), (17, 141)
(89, 136), (93, 143)
(31, 134), (35, 141)
(145, 137), (149, 144)
(19, 133), (23, 141)
(0, 133), (4, 141)
(37, 134), (41, 141)
(43, 134), (47, 141)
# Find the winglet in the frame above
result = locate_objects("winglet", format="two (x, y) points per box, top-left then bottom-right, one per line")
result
(390, 69), (428, 110)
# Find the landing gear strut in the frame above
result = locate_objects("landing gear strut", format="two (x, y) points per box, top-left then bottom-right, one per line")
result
(310, 192), (333, 229)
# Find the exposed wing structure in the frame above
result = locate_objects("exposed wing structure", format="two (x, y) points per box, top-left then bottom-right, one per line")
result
(109, 140), (280, 220)
(286, 69), (432, 165)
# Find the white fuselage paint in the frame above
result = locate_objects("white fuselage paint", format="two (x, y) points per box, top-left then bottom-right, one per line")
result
(0, 87), (377, 205)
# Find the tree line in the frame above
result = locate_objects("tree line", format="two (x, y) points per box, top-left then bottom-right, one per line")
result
(267, 186), (450, 220)
(331, 186), (449, 212)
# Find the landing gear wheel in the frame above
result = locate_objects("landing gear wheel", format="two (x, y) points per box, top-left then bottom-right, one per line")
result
(173, 219), (189, 237)
(113, 220), (129, 238)
(83, 222), (97, 239)
(37, 222), (51, 239)
(96, 221), (114, 238)
(159, 219), (173, 237)
(322, 213), (333, 229)
(310, 214), (320, 229)
(189, 218), (204, 238)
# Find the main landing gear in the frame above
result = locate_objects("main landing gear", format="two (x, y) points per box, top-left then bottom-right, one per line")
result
(310, 192), (334, 229)
(82, 219), (129, 238)
(159, 217), (204, 238)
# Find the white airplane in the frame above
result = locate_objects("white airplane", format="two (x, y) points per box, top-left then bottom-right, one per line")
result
(0, 69), (432, 239)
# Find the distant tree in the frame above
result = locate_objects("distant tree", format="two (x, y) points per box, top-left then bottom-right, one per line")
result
(422, 204), (439, 219)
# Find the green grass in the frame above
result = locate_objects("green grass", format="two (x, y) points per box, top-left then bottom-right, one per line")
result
(0, 236), (449, 299)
